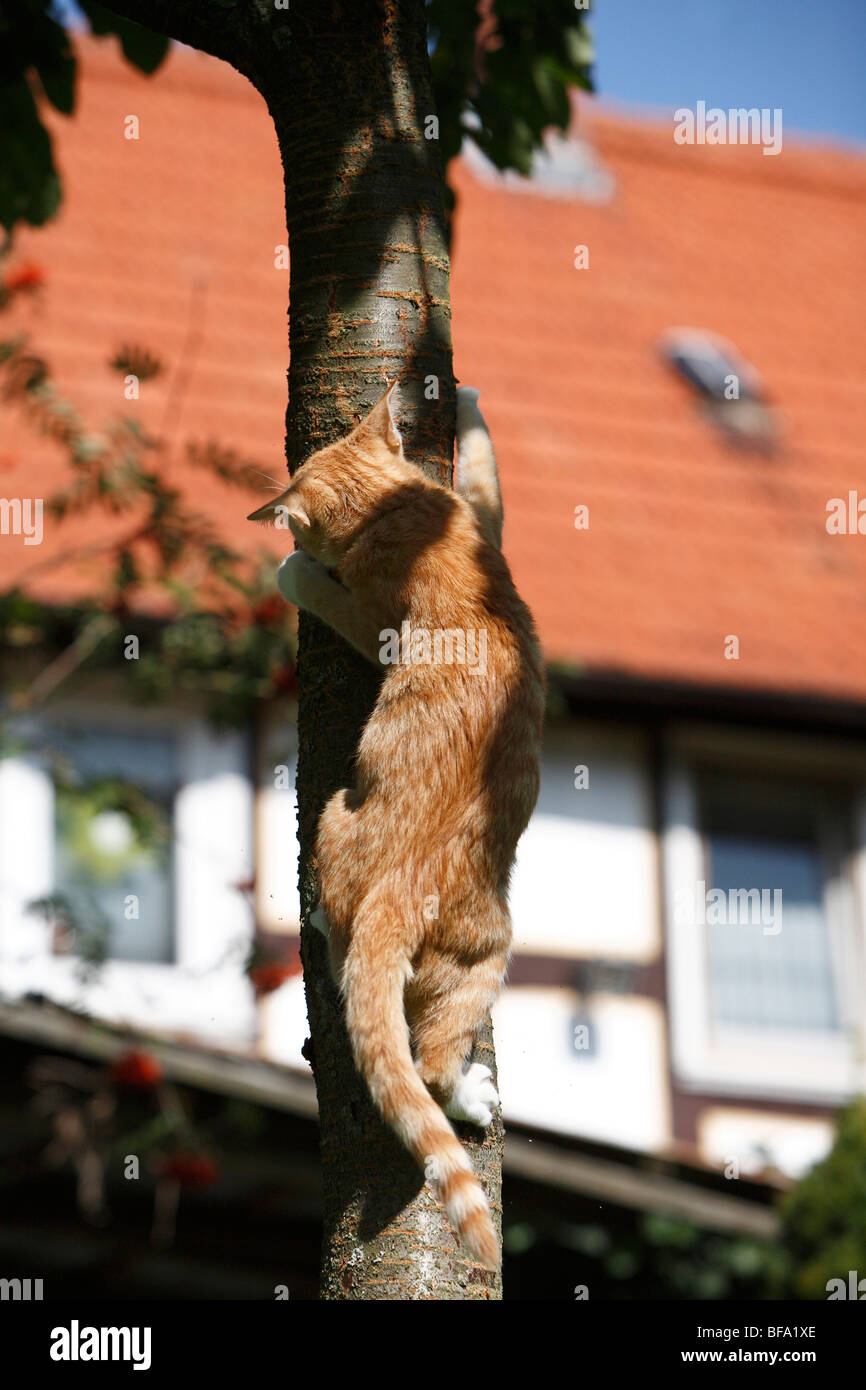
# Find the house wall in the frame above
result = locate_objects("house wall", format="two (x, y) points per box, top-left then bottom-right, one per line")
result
(4, 699), (865, 1182)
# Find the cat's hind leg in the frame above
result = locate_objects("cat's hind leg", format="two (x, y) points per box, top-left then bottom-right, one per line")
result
(409, 949), (508, 1127)
(445, 1062), (499, 1128)
(455, 386), (503, 550)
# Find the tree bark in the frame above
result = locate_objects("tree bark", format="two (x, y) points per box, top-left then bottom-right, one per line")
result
(100, 0), (503, 1300)
(258, 0), (503, 1303)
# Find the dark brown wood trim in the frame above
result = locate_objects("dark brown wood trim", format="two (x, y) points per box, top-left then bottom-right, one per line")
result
(671, 1086), (837, 1146)
(506, 952), (666, 998)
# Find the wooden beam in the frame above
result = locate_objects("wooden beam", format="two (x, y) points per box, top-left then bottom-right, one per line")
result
(504, 1134), (778, 1238)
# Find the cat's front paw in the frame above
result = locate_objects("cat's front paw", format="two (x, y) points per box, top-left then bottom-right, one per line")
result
(445, 1062), (499, 1127)
(456, 386), (482, 427)
(277, 549), (328, 609)
(309, 903), (331, 938)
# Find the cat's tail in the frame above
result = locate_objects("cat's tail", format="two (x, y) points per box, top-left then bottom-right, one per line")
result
(341, 925), (499, 1271)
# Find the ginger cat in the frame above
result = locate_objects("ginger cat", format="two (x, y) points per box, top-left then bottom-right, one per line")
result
(248, 384), (544, 1269)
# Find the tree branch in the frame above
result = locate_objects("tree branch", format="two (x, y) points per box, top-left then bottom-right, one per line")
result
(94, 0), (260, 73)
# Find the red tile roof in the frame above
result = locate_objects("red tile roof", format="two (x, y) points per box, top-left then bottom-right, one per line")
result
(2, 40), (865, 703)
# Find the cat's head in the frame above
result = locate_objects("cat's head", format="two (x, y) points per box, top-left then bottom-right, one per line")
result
(247, 381), (412, 566)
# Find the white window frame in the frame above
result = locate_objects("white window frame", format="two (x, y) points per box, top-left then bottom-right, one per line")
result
(662, 724), (866, 1104)
(0, 699), (256, 1044)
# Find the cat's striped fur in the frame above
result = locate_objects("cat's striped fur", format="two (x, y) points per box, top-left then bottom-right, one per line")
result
(249, 384), (544, 1268)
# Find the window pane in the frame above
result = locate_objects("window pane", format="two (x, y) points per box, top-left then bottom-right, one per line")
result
(50, 724), (176, 965)
(707, 832), (840, 1032)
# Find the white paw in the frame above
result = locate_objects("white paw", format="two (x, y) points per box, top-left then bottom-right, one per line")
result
(445, 1062), (499, 1127)
(309, 903), (331, 938)
(277, 550), (326, 609)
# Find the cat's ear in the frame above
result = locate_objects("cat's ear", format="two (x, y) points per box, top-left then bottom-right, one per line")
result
(247, 489), (311, 529)
(359, 380), (402, 453)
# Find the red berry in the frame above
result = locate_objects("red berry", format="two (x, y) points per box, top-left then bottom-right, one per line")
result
(160, 1152), (219, 1187)
(110, 1049), (163, 1091)
(251, 595), (285, 625)
(4, 263), (45, 293)
(270, 664), (298, 695)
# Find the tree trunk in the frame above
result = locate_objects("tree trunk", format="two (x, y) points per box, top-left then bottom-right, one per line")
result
(100, 0), (503, 1300)
(259, 0), (503, 1302)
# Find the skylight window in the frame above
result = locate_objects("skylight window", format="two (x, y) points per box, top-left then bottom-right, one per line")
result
(660, 328), (776, 450)
(461, 131), (615, 203)
(661, 328), (761, 401)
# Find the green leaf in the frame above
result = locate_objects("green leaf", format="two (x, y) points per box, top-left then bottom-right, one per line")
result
(429, 0), (595, 219)
(79, 2), (170, 75)
(0, 80), (61, 235)
(109, 343), (163, 382)
(32, 21), (77, 116)
(563, 24), (595, 74)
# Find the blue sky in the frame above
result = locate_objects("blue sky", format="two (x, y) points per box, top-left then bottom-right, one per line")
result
(56, 0), (866, 146)
(590, 0), (866, 146)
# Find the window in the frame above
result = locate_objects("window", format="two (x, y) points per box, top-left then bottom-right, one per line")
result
(461, 130), (616, 203)
(661, 328), (762, 402)
(48, 722), (177, 965)
(0, 703), (256, 1042)
(699, 773), (848, 1035)
(663, 731), (866, 1102)
(660, 328), (776, 448)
